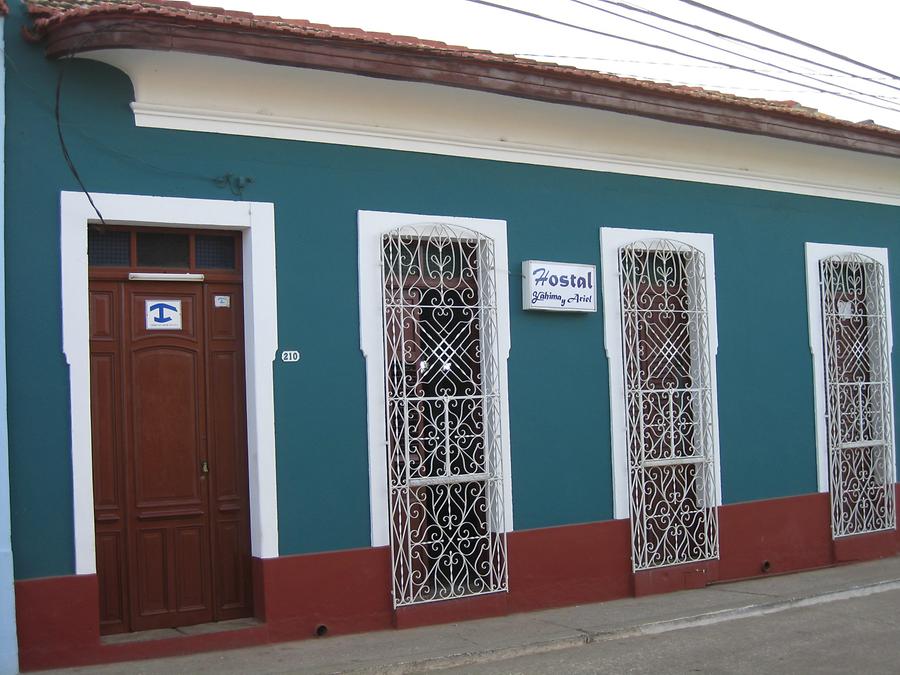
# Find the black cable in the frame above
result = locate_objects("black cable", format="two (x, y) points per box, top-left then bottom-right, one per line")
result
(513, 53), (892, 79)
(460, 0), (900, 116)
(56, 56), (106, 225)
(586, 0), (900, 96)
(567, 0), (900, 111)
(5, 49), (226, 183)
(675, 0), (900, 81)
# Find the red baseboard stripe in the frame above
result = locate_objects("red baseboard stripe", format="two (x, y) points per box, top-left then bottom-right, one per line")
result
(16, 489), (899, 670)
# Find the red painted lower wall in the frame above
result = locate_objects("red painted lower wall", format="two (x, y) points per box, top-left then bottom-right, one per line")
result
(16, 490), (900, 671)
(508, 518), (632, 611)
(256, 546), (393, 641)
(718, 491), (833, 580)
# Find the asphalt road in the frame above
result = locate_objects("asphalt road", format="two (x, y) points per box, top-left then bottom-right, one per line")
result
(445, 587), (900, 674)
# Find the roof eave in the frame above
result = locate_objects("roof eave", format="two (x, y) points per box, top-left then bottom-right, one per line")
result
(31, 11), (900, 159)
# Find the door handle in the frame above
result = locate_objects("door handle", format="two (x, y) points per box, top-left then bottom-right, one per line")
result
(201, 460), (209, 475)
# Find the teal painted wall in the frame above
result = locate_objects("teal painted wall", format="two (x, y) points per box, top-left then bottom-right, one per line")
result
(6, 7), (900, 580)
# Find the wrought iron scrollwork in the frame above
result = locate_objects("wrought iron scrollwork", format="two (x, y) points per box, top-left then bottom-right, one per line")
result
(618, 238), (719, 571)
(382, 223), (507, 607)
(820, 254), (896, 537)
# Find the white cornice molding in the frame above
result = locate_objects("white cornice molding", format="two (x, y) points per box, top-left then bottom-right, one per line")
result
(133, 101), (900, 207)
(86, 49), (900, 207)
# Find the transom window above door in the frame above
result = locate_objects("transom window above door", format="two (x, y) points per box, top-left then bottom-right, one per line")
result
(88, 227), (239, 272)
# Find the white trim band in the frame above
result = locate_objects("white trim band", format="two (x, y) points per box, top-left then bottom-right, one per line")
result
(76, 49), (900, 209)
(132, 101), (900, 208)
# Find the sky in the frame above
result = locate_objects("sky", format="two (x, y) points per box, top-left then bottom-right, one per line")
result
(206, 0), (900, 130)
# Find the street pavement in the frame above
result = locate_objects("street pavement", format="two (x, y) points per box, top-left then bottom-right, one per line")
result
(46, 556), (900, 674)
(446, 586), (900, 674)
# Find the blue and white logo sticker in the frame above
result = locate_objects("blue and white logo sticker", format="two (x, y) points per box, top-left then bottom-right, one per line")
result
(145, 299), (183, 330)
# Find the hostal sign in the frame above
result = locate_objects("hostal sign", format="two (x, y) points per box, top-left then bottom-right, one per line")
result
(523, 260), (597, 312)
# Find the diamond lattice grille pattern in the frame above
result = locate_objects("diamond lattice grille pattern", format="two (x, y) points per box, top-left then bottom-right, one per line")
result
(619, 240), (718, 571)
(382, 224), (507, 607)
(820, 255), (896, 537)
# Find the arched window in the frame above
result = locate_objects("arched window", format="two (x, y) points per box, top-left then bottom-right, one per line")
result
(819, 253), (896, 537)
(602, 228), (721, 573)
(380, 222), (507, 606)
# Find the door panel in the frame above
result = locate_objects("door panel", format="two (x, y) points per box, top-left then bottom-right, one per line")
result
(90, 282), (129, 634)
(204, 284), (253, 620)
(135, 528), (168, 616)
(174, 526), (207, 611)
(125, 284), (213, 630)
(131, 348), (203, 505)
(95, 531), (126, 628)
(89, 273), (252, 634)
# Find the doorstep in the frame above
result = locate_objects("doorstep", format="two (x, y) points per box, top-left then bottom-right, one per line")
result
(101, 617), (263, 645)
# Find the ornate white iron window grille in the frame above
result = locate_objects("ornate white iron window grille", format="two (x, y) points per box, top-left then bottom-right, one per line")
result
(381, 223), (507, 607)
(618, 239), (719, 571)
(820, 254), (896, 537)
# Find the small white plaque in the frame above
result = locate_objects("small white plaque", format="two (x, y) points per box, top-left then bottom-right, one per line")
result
(281, 350), (301, 363)
(145, 299), (183, 330)
(214, 295), (231, 308)
(522, 260), (597, 312)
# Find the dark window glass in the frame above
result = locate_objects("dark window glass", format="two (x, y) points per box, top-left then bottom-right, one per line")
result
(136, 232), (189, 268)
(88, 229), (130, 267)
(196, 235), (236, 269)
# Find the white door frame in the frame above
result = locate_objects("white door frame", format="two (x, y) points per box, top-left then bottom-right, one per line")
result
(61, 191), (280, 574)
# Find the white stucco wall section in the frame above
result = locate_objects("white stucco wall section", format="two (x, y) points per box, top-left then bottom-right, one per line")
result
(0, 15), (20, 675)
(81, 49), (900, 208)
(805, 243), (895, 494)
(600, 227), (723, 520)
(358, 210), (513, 547)
(61, 192), (280, 574)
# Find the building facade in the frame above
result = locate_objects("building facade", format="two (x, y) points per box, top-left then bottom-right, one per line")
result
(6, 0), (900, 670)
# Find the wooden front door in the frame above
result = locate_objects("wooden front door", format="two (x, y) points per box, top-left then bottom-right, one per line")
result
(89, 229), (252, 635)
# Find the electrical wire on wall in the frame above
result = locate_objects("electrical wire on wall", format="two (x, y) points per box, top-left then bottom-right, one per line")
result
(55, 53), (106, 226)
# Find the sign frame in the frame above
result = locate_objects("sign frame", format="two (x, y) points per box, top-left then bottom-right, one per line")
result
(522, 260), (597, 313)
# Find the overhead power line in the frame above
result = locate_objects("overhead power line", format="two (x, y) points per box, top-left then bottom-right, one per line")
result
(513, 53), (896, 80)
(588, 0), (900, 95)
(459, 0), (900, 116)
(565, 0), (900, 110)
(675, 0), (900, 81)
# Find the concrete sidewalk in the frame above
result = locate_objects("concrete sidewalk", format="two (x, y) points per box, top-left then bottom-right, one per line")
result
(48, 557), (900, 674)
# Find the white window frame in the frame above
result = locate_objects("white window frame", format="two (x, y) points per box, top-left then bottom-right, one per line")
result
(62, 192), (280, 574)
(358, 210), (513, 547)
(600, 227), (723, 521)
(805, 242), (896, 496)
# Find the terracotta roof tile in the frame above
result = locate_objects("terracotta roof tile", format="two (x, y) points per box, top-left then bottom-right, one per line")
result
(23, 0), (900, 141)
